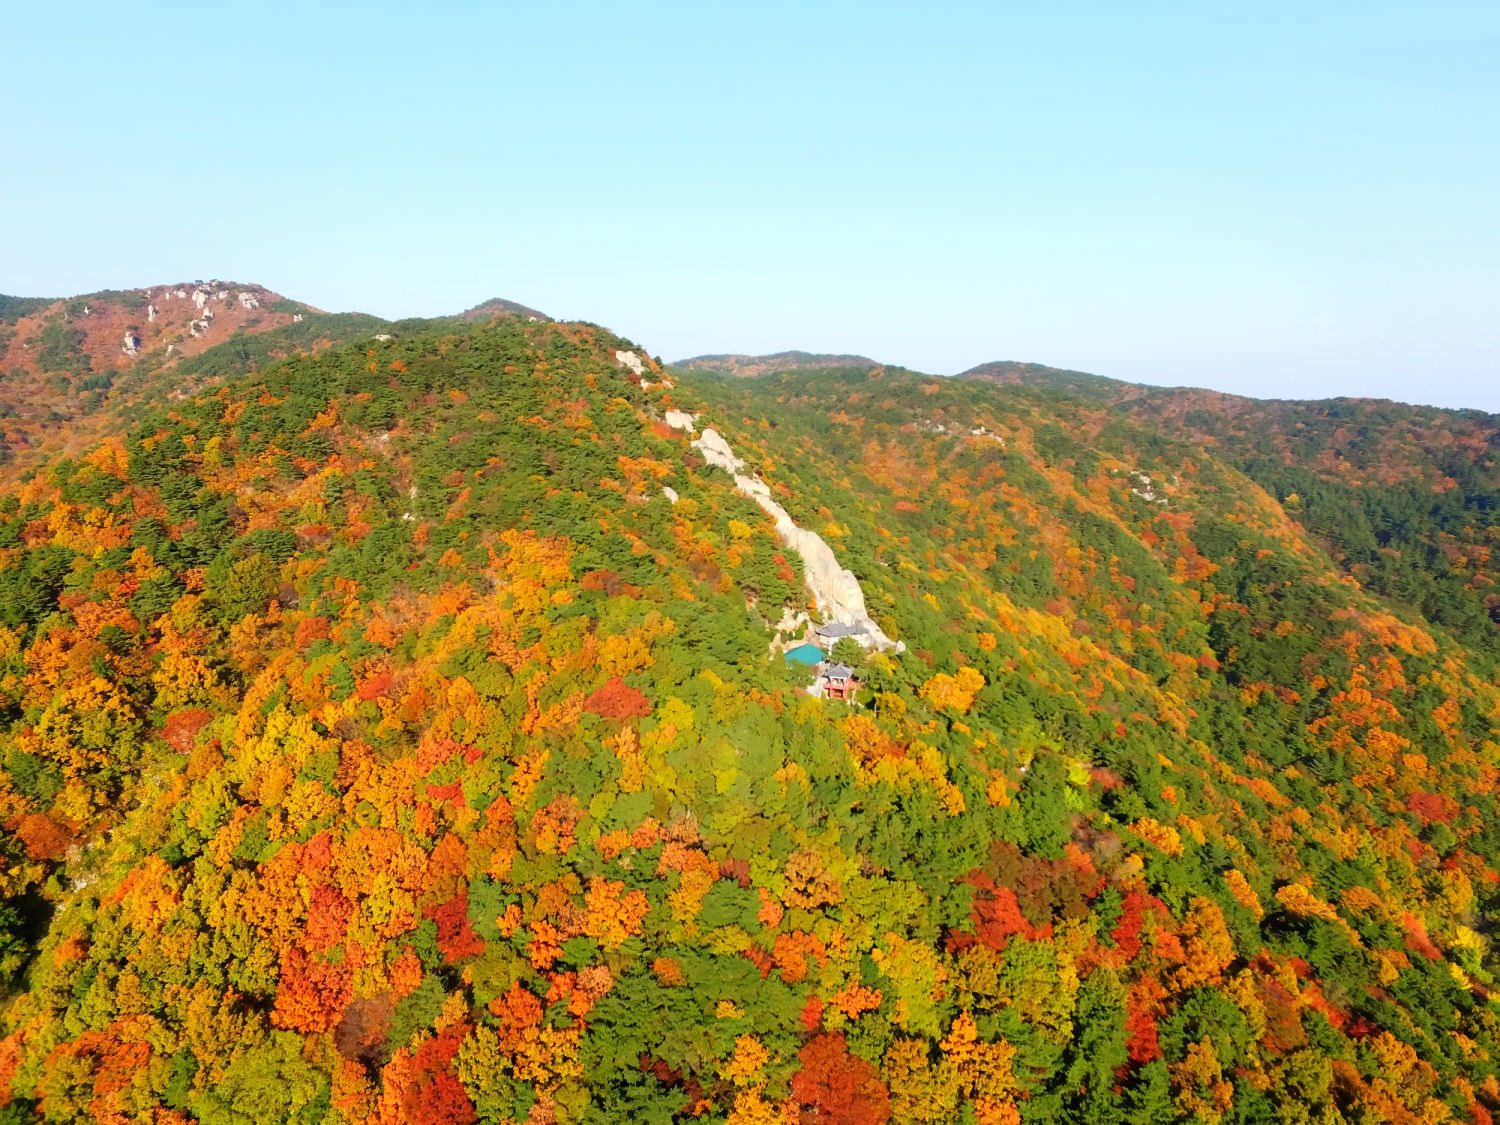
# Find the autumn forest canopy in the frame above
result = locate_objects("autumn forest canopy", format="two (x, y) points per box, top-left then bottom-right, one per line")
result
(1, 286), (1500, 1123)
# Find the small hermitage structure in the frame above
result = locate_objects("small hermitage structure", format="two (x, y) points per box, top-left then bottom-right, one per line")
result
(782, 643), (859, 703)
(817, 662), (857, 701)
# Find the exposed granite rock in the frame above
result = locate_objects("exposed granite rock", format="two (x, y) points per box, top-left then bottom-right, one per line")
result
(665, 416), (900, 651)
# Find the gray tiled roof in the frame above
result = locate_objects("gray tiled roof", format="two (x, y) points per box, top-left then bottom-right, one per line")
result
(822, 663), (854, 679)
(814, 622), (867, 639)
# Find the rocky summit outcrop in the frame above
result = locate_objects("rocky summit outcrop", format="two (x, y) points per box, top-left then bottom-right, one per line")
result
(0, 281), (312, 384)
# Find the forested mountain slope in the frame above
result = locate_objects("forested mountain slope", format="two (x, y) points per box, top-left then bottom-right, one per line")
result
(0, 284), (325, 459)
(0, 285), (547, 473)
(0, 321), (1496, 1124)
(961, 365), (1500, 671)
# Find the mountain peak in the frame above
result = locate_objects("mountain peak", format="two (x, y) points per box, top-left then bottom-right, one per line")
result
(460, 297), (551, 323)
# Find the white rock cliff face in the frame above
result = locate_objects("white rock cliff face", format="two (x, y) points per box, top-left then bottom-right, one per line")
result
(667, 415), (899, 651)
(614, 350), (646, 378)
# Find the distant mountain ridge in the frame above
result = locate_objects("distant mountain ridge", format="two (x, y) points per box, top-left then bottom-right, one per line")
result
(675, 351), (1166, 392)
(958, 358), (1150, 395)
(671, 350), (881, 377)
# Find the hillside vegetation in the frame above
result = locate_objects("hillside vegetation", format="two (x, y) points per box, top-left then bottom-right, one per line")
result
(961, 367), (1500, 671)
(0, 322), (1496, 1124)
(0, 284), (548, 474)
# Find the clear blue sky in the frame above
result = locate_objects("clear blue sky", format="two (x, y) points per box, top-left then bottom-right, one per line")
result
(4, 2), (1496, 410)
